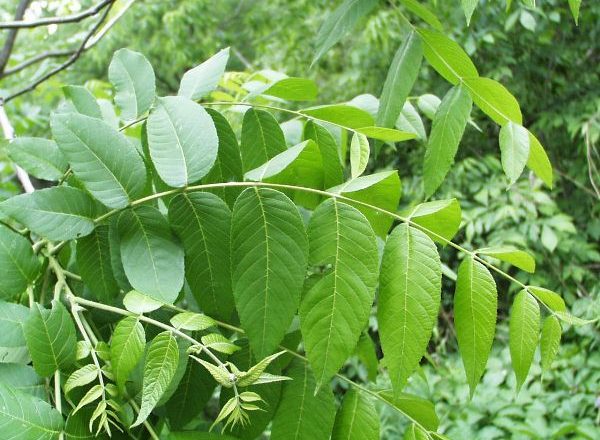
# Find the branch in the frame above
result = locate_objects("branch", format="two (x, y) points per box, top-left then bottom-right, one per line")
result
(0, 0), (31, 73)
(0, 0), (112, 29)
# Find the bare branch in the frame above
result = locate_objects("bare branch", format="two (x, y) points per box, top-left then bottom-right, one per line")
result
(0, 0), (31, 73)
(1, 49), (72, 77)
(0, 0), (113, 29)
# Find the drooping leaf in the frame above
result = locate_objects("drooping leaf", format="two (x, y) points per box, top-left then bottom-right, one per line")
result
(397, 101), (427, 141)
(51, 112), (147, 208)
(132, 331), (179, 427)
(540, 315), (561, 372)
(527, 286), (566, 313)
(499, 121), (530, 184)
(23, 301), (77, 377)
(262, 77), (318, 101)
(271, 360), (335, 440)
(0, 225), (41, 299)
(108, 48), (156, 121)
(0, 187), (97, 241)
(0, 382), (63, 440)
(62, 85), (102, 119)
(463, 77), (522, 125)
(146, 96), (218, 187)
(377, 30), (422, 130)
(231, 188), (308, 358)
(169, 192), (234, 320)
(240, 108), (287, 172)
(122, 290), (163, 314)
(477, 246), (535, 273)
(118, 206), (185, 303)
(300, 105), (375, 129)
(7, 138), (68, 181)
(454, 256), (497, 396)
(332, 390), (379, 440)
(423, 85), (472, 197)
(568, 0), (582, 25)
(378, 224), (441, 394)
(349, 132), (369, 178)
(178, 47), (230, 100)
(378, 391), (439, 431)
(76, 225), (118, 302)
(526, 131), (553, 188)
(509, 290), (540, 392)
(407, 198), (462, 243)
(418, 28), (479, 85)
(461, 0), (479, 25)
(312, 0), (378, 65)
(303, 121), (344, 188)
(300, 199), (378, 386)
(110, 316), (145, 391)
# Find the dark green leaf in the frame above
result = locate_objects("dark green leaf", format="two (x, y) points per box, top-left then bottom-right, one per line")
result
(303, 121), (344, 189)
(509, 290), (540, 392)
(378, 391), (439, 431)
(76, 226), (118, 302)
(332, 390), (379, 440)
(110, 316), (145, 391)
(0, 225), (41, 299)
(240, 108), (287, 172)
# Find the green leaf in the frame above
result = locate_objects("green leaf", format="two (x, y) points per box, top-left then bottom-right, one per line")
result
(499, 122), (530, 184)
(378, 224), (441, 394)
(0, 225), (41, 299)
(417, 94), (441, 120)
(0, 382), (63, 439)
(7, 137), (68, 181)
(461, 0), (478, 25)
(418, 28), (479, 85)
(132, 331), (179, 427)
(170, 312), (215, 331)
(312, 0), (378, 65)
(400, 0), (443, 30)
(62, 85), (102, 119)
(235, 351), (286, 387)
(328, 171), (401, 237)
(262, 77), (318, 101)
(454, 256), (497, 396)
(350, 132), (369, 178)
(231, 188), (308, 358)
(568, 0), (582, 25)
(122, 290), (163, 314)
(355, 127), (416, 142)
(407, 198), (462, 243)
(51, 112), (147, 208)
(354, 332), (378, 381)
(509, 290), (540, 392)
(169, 192), (234, 320)
(72, 384), (102, 414)
(477, 246), (535, 273)
(110, 316), (145, 391)
(540, 315), (561, 372)
(169, 433), (237, 440)
(303, 121), (344, 189)
(397, 101), (427, 141)
(377, 30), (422, 130)
(240, 108), (287, 172)
(403, 424), (429, 440)
(527, 286), (566, 313)
(0, 301), (30, 362)
(0, 187), (97, 241)
(64, 364), (98, 394)
(108, 48), (156, 121)
(332, 390), (379, 440)
(178, 47), (229, 100)
(200, 334), (240, 355)
(526, 131), (553, 188)
(423, 85), (472, 197)
(271, 360), (335, 440)
(76, 225), (118, 302)
(463, 77), (522, 125)
(24, 300), (77, 377)
(118, 206), (184, 303)
(147, 97), (218, 187)
(300, 199), (378, 386)
(378, 391), (439, 431)
(0, 364), (45, 400)
(300, 104), (375, 129)
(65, 406), (108, 440)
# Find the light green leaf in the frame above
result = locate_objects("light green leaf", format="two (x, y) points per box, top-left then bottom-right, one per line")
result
(463, 77), (522, 125)
(312, 0), (378, 65)
(499, 121), (530, 184)
(235, 351), (285, 387)
(108, 48), (156, 121)
(356, 127), (416, 142)
(526, 131), (553, 188)
(271, 360), (335, 440)
(0, 187), (97, 241)
(355, 332), (378, 381)
(0, 364), (45, 400)
(118, 206), (184, 303)
(122, 290), (163, 314)
(72, 384), (102, 414)
(132, 331), (179, 427)
(461, 0), (478, 25)
(170, 312), (215, 331)
(110, 316), (145, 391)
(509, 290), (540, 392)
(378, 391), (439, 431)
(407, 198), (462, 243)
(7, 137), (68, 181)
(418, 28), (479, 85)
(328, 171), (401, 237)
(300, 199), (378, 386)
(0, 382), (63, 439)
(568, 0), (582, 24)
(262, 77), (318, 101)
(147, 96), (218, 187)
(350, 132), (369, 178)
(76, 226), (118, 302)
(527, 286), (566, 312)
(454, 256), (497, 396)
(417, 94), (441, 120)
(332, 389), (379, 440)
(378, 224), (441, 394)
(397, 101), (427, 141)
(303, 121), (344, 189)
(0, 301), (30, 361)
(200, 334), (239, 355)
(240, 108), (287, 172)
(169, 192), (234, 320)
(477, 246), (535, 273)
(403, 424), (429, 440)
(64, 364), (98, 394)
(24, 301), (77, 377)
(300, 104), (375, 129)
(62, 85), (102, 119)
(178, 47), (229, 100)
(231, 188), (308, 358)
(540, 315), (561, 372)
(400, 0), (443, 30)
(0, 225), (41, 299)
(377, 30), (422, 130)
(423, 85), (472, 197)
(51, 112), (147, 208)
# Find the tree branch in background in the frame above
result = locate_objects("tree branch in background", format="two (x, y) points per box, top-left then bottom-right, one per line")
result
(0, 0), (112, 29)
(0, 0), (31, 73)
(0, 49), (72, 77)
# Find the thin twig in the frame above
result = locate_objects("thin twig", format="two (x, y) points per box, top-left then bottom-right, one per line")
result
(1, 49), (72, 78)
(0, 0), (113, 29)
